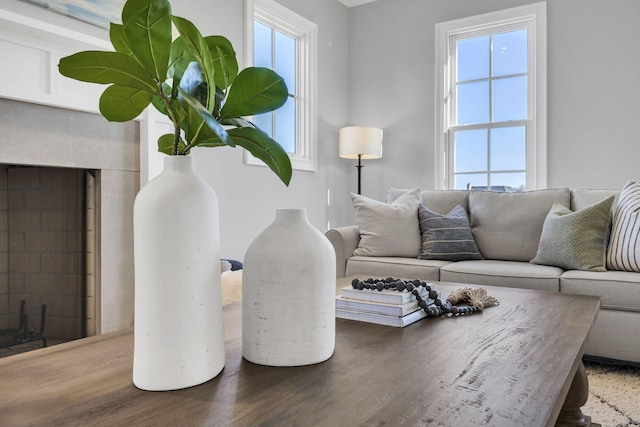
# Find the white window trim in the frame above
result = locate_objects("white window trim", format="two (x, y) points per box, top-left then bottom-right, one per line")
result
(434, 2), (547, 190)
(244, 0), (318, 172)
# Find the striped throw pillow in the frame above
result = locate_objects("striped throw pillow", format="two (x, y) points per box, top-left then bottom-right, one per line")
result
(607, 180), (640, 272)
(417, 204), (483, 261)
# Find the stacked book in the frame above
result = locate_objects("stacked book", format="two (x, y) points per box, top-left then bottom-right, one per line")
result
(335, 281), (431, 327)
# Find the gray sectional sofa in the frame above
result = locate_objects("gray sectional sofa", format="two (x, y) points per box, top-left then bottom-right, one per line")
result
(326, 188), (640, 365)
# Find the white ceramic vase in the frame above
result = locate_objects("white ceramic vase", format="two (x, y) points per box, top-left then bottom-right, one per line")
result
(133, 156), (225, 391)
(242, 209), (336, 366)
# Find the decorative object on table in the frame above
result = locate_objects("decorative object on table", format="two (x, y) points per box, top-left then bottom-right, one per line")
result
(58, 0), (292, 391)
(242, 209), (336, 366)
(339, 126), (383, 194)
(339, 277), (499, 325)
(133, 155), (225, 390)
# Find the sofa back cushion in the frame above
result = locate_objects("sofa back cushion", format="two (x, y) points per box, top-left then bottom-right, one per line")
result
(386, 187), (469, 214)
(421, 190), (469, 214)
(468, 188), (571, 262)
(571, 188), (620, 213)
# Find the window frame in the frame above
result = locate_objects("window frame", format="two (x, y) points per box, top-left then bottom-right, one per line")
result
(434, 2), (547, 190)
(244, 0), (318, 172)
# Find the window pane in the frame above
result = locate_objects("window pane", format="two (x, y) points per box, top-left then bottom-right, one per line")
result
(454, 129), (487, 172)
(254, 112), (273, 138)
(490, 172), (526, 191)
(254, 21), (272, 68)
(275, 97), (295, 153)
(455, 173), (487, 190)
(490, 127), (526, 170)
(492, 29), (527, 77)
(457, 36), (489, 82)
(492, 76), (527, 122)
(457, 81), (489, 125)
(274, 30), (296, 95)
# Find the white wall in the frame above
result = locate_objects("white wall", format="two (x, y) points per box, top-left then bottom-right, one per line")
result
(347, 0), (640, 201)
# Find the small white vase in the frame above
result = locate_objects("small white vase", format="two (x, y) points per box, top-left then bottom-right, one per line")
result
(133, 156), (225, 391)
(242, 209), (336, 366)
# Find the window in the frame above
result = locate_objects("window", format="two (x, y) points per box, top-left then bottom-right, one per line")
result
(245, 0), (318, 171)
(435, 3), (546, 190)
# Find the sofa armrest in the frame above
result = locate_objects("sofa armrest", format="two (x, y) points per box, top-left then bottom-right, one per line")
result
(325, 225), (360, 278)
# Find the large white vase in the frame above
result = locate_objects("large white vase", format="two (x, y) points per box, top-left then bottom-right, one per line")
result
(242, 209), (336, 366)
(133, 156), (225, 391)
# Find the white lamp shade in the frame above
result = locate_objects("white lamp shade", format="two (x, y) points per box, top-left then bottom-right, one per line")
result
(339, 126), (383, 160)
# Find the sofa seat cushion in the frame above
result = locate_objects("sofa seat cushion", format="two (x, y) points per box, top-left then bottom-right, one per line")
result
(560, 270), (640, 312)
(468, 188), (570, 262)
(440, 260), (563, 292)
(345, 256), (449, 281)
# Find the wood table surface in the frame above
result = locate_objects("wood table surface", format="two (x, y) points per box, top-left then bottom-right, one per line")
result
(0, 280), (600, 427)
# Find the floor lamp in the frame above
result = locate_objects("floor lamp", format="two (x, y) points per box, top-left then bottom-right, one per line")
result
(338, 126), (383, 195)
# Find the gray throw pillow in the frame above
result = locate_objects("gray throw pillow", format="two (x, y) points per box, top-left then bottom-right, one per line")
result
(417, 204), (483, 261)
(352, 188), (421, 257)
(531, 196), (614, 271)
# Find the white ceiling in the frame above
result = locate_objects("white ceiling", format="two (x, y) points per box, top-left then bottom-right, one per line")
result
(337, 0), (379, 7)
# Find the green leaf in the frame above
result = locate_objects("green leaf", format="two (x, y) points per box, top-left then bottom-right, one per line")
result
(99, 85), (153, 122)
(158, 132), (190, 155)
(205, 36), (238, 89)
(122, 0), (172, 83)
(58, 51), (157, 93)
(172, 15), (216, 111)
(220, 67), (288, 119)
(178, 88), (233, 148)
(200, 127), (292, 186)
(109, 23), (134, 56)
(220, 117), (255, 128)
(157, 133), (176, 155)
(168, 36), (192, 80)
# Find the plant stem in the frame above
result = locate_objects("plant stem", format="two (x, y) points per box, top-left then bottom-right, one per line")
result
(173, 125), (181, 155)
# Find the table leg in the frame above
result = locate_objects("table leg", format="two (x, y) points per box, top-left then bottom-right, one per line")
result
(555, 361), (600, 427)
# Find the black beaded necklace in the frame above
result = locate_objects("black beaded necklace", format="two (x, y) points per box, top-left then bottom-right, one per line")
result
(350, 277), (499, 317)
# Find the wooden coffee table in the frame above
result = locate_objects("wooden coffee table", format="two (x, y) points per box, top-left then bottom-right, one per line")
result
(0, 278), (600, 426)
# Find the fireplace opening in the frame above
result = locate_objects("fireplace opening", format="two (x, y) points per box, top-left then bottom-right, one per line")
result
(0, 165), (97, 357)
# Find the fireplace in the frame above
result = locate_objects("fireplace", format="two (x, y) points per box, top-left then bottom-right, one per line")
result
(0, 165), (96, 354)
(0, 97), (140, 356)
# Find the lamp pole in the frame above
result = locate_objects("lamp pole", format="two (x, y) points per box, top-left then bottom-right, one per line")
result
(356, 154), (363, 195)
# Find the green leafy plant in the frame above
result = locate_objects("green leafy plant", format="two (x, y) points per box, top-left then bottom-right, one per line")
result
(58, 0), (292, 186)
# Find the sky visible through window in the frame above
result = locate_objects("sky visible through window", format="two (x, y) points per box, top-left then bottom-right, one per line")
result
(253, 21), (296, 154)
(454, 29), (528, 190)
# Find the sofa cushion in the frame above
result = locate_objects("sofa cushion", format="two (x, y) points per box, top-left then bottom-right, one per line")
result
(386, 187), (469, 214)
(439, 260), (563, 292)
(352, 188), (421, 257)
(345, 256), (447, 281)
(531, 197), (614, 272)
(417, 204), (482, 261)
(607, 180), (640, 272)
(421, 190), (469, 214)
(560, 270), (640, 312)
(570, 188), (620, 212)
(468, 188), (571, 262)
